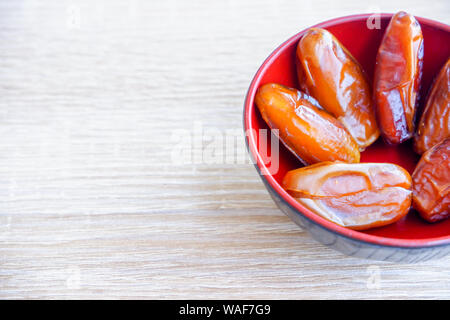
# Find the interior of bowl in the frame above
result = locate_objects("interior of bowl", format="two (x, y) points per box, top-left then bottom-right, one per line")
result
(245, 14), (450, 246)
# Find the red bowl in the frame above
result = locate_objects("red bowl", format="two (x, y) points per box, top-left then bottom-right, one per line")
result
(244, 13), (450, 262)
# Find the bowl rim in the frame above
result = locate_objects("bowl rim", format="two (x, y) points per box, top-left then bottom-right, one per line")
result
(243, 13), (450, 249)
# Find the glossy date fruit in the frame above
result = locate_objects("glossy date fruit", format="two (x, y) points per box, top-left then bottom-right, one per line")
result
(296, 28), (379, 150)
(282, 162), (412, 230)
(255, 83), (360, 164)
(412, 137), (450, 222)
(414, 58), (450, 154)
(373, 11), (424, 145)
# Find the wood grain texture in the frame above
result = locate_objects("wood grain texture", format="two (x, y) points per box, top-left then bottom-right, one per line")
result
(0, 0), (449, 299)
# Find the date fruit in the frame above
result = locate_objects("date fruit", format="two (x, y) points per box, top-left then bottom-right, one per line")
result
(296, 28), (379, 150)
(414, 58), (450, 154)
(255, 83), (360, 165)
(374, 11), (424, 145)
(282, 162), (412, 230)
(412, 137), (450, 222)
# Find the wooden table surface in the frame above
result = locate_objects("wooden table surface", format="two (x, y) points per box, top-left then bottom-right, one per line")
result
(0, 0), (449, 299)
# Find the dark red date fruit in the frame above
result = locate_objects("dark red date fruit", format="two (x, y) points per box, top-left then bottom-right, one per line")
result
(414, 58), (450, 154)
(412, 137), (450, 222)
(374, 11), (424, 145)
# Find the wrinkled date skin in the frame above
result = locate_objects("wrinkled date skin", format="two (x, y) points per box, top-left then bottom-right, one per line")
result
(414, 58), (450, 154)
(374, 11), (424, 145)
(296, 28), (379, 150)
(255, 83), (360, 165)
(412, 138), (450, 222)
(282, 162), (412, 230)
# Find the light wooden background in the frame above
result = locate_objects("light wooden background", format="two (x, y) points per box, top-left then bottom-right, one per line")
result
(0, 0), (449, 299)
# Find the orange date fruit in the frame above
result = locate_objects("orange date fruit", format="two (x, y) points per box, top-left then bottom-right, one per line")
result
(296, 28), (379, 150)
(414, 58), (450, 154)
(374, 11), (424, 145)
(412, 137), (450, 222)
(282, 162), (412, 230)
(255, 83), (360, 165)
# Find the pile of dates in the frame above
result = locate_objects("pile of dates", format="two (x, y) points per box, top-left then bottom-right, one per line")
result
(255, 11), (449, 230)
